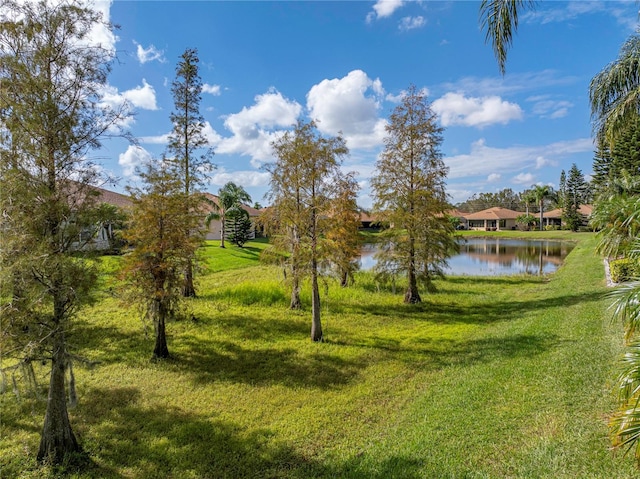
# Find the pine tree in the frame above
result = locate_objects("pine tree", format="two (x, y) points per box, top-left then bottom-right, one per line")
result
(562, 163), (587, 231)
(166, 48), (214, 297)
(371, 85), (456, 303)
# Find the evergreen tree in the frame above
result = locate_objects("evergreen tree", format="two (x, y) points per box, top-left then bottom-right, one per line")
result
(371, 85), (457, 303)
(562, 164), (586, 231)
(166, 48), (214, 297)
(0, 0), (125, 463)
(226, 207), (253, 247)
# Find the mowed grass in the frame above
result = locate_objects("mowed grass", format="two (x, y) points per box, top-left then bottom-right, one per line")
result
(1, 233), (637, 478)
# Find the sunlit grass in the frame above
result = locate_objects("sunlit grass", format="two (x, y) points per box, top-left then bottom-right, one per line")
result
(1, 233), (637, 478)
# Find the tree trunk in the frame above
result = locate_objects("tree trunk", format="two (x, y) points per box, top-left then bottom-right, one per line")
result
(310, 262), (323, 342)
(340, 269), (349, 288)
(37, 329), (79, 464)
(290, 267), (301, 310)
(404, 275), (422, 303)
(153, 299), (170, 359)
(404, 242), (421, 303)
(182, 260), (196, 297)
(539, 200), (544, 231)
(220, 216), (226, 248)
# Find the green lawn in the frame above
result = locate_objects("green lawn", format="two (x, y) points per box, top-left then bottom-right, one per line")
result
(1, 233), (637, 478)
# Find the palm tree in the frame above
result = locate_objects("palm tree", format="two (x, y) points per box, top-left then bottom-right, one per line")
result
(479, 0), (536, 75)
(530, 184), (555, 231)
(590, 34), (640, 145)
(205, 182), (251, 248)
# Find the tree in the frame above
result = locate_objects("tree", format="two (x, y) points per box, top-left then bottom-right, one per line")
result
(206, 182), (251, 248)
(0, 0), (125, 464)
(326, 173), (361, 287)
(265, 120), (349, 341)
(479, 0), (536, 75)
(562, 163), (587, 231)
(166, 48), (214, 297)
(591, 34), (640, 145)
(226, 207), (253, 247)
(530, 184), (555, 231)
(121, 159), (200, 359)
(371, 85), (457, 303)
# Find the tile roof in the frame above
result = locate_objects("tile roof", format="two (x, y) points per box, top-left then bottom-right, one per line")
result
(463, 207), (524, 220)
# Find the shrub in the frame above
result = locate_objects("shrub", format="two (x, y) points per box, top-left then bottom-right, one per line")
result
(610, 258), (640, 283)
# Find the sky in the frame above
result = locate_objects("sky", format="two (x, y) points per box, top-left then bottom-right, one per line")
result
(85, 0), (640, 208)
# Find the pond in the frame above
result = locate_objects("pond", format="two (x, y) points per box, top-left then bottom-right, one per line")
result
(359, 237), (575, 276)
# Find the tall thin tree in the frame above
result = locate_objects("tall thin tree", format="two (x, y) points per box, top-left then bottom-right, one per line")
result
(371, 85), (457, 303)
(265, 120), (349, 341)
(166, 48), (214, 297)
(0, 0), (125, 464)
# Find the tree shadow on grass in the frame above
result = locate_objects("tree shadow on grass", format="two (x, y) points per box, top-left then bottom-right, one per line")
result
(173, 336), (365, 389)
(350, 289), (607, 326)
(331, 333), (564, 372)
(74, 386), (426, 479)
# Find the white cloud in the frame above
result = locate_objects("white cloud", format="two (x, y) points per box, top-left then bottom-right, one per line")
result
(139, 133), (170, 145)
(307, 70), (387, 149)
(512, 172), (535, 185)
(528, 97), (573, 119)
(101, 80), (158, 111)
(432, 92), (523, 128)
(119, 145), (152, 177)
(441, 70), (577, 97)
(210, 169), (271, 188)
(203, 83), (222, 96)
(399, 15), (425, 31)
(134, 41), (165, 64)
(139, 121), (222, 148)
(522, 2), (638, 31)
(217, 89), (302, 165)
(535, 156), (557, 169)
(487, 173), (501, 182)
(445, 137), (593, 180)
(367, 0), (404, 22)
(87, 0), (118, 54)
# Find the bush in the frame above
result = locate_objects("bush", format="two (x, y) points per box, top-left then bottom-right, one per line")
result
(610, 258), (640, 283)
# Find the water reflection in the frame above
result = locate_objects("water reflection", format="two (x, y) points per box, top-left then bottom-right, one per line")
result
(359, 238), (574, 276)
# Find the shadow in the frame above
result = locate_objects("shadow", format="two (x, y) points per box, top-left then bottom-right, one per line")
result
(350, 289), (607, 326)
(70, 386), (433, 479)
(174, 336), (365, 389)
(331, 333), (564, 372)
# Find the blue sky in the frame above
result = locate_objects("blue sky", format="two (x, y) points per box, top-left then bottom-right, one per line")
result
(91, 1), (639, 207)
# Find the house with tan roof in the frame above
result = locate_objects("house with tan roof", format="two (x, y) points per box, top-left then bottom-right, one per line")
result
(463, 207), (523, 231)
(542, 204), (593, 229)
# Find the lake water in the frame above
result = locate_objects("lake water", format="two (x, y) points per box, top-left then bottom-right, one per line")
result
(359, 237), (575, 276)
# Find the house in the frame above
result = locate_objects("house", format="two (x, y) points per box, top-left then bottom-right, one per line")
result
(202, 192), (262, 241)
(463, 207), (523, 231)
(542, 204), (593, 229)
(446, 208), (469, 230)
(359, 211), (378, 229)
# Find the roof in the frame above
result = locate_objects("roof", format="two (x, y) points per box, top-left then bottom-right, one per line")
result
(447, 208), (469, 218)
(93, 185), (133, 209)
(544, 204), (593, 219)
(463, 207), (524, 220)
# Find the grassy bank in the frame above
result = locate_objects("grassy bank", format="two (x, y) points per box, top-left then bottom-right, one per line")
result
(1, 233), (636, 478)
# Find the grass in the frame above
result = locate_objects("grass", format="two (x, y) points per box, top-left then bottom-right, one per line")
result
(1, 232), (637, 478)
